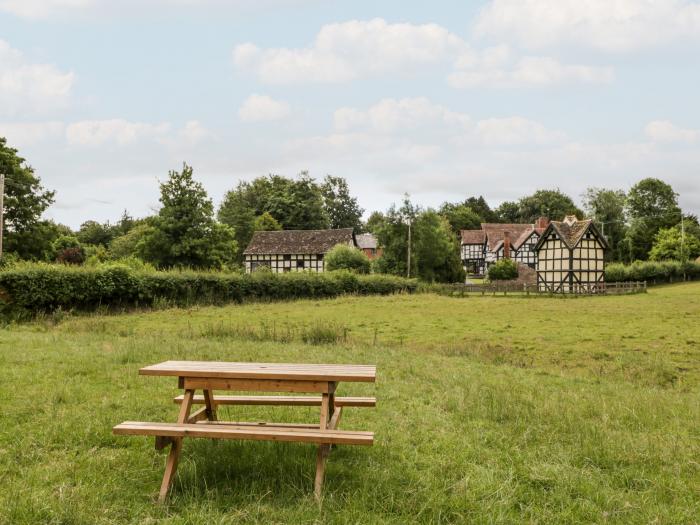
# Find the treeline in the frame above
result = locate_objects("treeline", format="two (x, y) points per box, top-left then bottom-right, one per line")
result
(1, 136), (699, 284)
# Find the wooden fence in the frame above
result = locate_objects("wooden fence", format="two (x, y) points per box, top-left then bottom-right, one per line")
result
(432, 281), (647, 297)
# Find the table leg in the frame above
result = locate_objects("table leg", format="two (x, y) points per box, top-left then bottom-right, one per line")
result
(203, 388), (218, 421)
(314, 384), (335, 501)
(158, 388), (193, 503)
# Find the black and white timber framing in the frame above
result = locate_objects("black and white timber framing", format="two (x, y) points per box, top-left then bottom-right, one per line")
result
(243, 228), (357, 274)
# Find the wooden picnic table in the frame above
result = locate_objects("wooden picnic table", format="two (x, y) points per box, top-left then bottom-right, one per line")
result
(113, 361), (376, 502)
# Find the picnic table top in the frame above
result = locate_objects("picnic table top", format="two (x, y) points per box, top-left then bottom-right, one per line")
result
(139, 361), (376, 382)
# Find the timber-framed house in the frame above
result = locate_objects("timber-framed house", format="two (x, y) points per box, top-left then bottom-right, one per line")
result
(534, 216), (608, 293)
(243, 228), (357, 274)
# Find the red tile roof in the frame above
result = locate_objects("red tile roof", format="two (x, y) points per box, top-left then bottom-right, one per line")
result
(460, 229), (485, 245)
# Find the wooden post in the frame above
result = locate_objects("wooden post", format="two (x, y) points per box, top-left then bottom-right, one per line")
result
(158, 388), (194, 503)
(0, 173), (4, 258)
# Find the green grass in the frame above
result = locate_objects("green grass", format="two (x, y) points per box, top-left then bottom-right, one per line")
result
(1, 283), (699, 524)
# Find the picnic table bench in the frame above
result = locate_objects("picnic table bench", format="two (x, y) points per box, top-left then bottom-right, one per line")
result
(113, 361), (376, 502)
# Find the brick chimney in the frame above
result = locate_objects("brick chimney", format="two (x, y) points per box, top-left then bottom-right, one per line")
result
(503, 231), (511, 259)
(536, 216), (550, 230)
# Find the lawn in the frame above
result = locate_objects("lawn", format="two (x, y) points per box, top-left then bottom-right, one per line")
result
(1, 283), (699, 524)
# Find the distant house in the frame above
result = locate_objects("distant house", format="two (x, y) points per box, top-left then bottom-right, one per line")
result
(243, 228), (356, 274)
(534, 216), (608, 293)
(356, 233), (381, 260)
(460, 217), (549, 277)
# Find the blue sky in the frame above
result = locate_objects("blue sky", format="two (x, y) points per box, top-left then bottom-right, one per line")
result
(1, 0), (699, 228)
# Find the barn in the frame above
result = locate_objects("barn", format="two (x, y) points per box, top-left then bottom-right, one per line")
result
(534, 216), (608, 293)
(243, 228), (356, 274)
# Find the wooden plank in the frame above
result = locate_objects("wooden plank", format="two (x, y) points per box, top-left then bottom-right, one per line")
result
(314, 444), (330, 501)
(113, 422), (374, 446)
(140, 361), (376, 382)
(202, 389), (217, 421)
(187, 406), (208, 424)
(319, 393), (330, 430)
(329, 406), (343, 431)
(194, 421), (320, 429)
(173, 395), (376, 407)
(183, 377), (333, 394)
(157, 388), (193, 503)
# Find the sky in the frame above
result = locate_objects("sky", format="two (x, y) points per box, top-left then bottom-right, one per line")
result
(1, 0), (699, 229)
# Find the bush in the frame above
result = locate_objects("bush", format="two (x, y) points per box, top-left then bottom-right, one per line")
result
(325, 244), (371, 274)
(0, 263), (418, 317)
(487, 259), (519, 281)
(606, 260), (700, 284)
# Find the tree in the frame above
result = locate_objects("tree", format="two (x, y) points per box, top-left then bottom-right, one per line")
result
(5, 220), (71, 261)
(364, 211), (386, 234)
(253, 212), (282, 231)
(464, 196), (498, 222)
(320, 175), (364, 230)
(582, 188), (627, 261)
(516, 189), (583, 223)
(413, 210), (465, 283)
(218, 183), (256, 263)
(374, 196), (418, 277)
(325, 244), (371, 274)
(624, 178), (681, 260)
(52, 235), (85, 264)
(77, 220), (114, 247)
(0, 137), (55, 257)
(648, 225), (700, 261)
(139, 163), (237, 268)
(109, 224), (154, 259)
(495, 201), (520, 222)
(438, 202), (481, 234)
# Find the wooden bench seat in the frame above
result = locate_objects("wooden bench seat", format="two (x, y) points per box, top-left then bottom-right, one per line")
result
(113, 421), (374, 446)
(173, 394), (376, 408)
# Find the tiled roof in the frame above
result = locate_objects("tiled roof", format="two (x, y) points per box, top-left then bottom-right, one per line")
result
(512, 228), (538, 250)
(356, 233), (378, 250)
(481, 223), (534, 251)
(535, 216), (609, 250)
(243, 228), (355, 255)
(460, 229), (485, 245)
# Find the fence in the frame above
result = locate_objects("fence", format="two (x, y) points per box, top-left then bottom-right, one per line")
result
(432, 281), (647, 297)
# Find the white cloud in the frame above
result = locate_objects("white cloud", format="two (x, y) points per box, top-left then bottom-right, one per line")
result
(178, 120), (214, 144)
(645, 120), (699, 143)
(474, 0), (700, 52)
(238, 94), (291, 122)
(65, 119), (171, 146)
(0, 39), (74, 116)
(233, 19), (612, 89)
(0, 121), (65, 146)
(475, 117), (565, 145)
(233, 18), (466, 84)
(449, 49), (614, 88)
(0, 0), (92, 18)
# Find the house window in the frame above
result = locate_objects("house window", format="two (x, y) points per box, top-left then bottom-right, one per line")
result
(297, 260), (305, 268)
(283, 254), (291, 261)
(317, 254), (324, 260)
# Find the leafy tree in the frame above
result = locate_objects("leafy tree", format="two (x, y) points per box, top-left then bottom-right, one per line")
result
(52, 235), (85, 264)
(139, 163), (237, 268)
(495, 201), (520, 222)
(218, 184), (256, 263)
(77, 220), (114, 247)
(253, 212), (282, 231)
(517, 189), (583, 223)
(3, 220), (71, 261)
(364, 211), (386, 234)
(624, 178), (681, 260)
(0, 137), (55, 257)
(582, 188), (627, 261)
(321, 175), (364, 230)
(649, 225), (700, 262)
(114, 210), (135, 236)
(438, 202), (481, 233)
(413, 210), (465, 283)
(325, 244), (371, 274)
(109, 224), (154, 259)
(464, 196), (498, 222)
(487, 259), (519, 280)
(374, 196), (418, 277)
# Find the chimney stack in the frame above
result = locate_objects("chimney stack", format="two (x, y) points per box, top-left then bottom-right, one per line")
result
(503, 231), (511, 259)
(536, 216), (550, 230)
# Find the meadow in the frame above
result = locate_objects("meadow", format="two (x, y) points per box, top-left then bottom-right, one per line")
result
(1, 283), (699, 524)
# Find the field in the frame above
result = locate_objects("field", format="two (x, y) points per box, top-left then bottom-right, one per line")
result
(1, 283), (699, 524)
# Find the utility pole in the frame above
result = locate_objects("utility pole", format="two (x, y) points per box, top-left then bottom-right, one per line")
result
(0, 173), (4, 259)
(681, 214), (686, 281)
(406, 219), (411, 278)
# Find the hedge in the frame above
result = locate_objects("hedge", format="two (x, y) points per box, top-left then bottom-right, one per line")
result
(606, 260), (700, 284)
(0, 263), (418, 317)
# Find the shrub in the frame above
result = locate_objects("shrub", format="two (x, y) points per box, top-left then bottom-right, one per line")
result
(0, 264), (418, 317)
(487, 259), (519, 281)
(606, 260), (700, 283)
(325, 244), (371, 274)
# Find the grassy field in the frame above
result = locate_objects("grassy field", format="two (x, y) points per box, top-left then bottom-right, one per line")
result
(1, 283), (699, 524)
